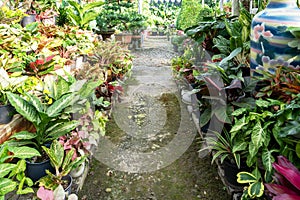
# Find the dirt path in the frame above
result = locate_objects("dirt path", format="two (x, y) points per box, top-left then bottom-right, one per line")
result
(78, 36), (230, 200)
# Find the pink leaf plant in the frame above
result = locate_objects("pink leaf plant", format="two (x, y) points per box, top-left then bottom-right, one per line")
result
(265, 155), (300, 200)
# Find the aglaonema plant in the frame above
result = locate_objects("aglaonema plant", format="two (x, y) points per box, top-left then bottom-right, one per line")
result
(0, 143), (40, 199)
(38, 140), (85, 190)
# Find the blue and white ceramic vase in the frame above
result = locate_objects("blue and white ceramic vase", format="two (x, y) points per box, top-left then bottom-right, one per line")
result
(250, 0), (300, 74)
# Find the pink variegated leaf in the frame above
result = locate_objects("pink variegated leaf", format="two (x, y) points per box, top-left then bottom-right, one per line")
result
(37, 186), (54, 200)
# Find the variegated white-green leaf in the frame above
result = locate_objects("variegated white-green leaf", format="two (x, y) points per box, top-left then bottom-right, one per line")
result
(251, 121), (265, 149)
(8, 146), (40, 159)
(0, 178), (17, 196)
(9, 131), (36, 140)
(6, 92), (40, 124)
(0, 163), (16, 178)
(46, 121), (78, 141)
(46, 93), (73, 117)
(262, 149), (275, 172)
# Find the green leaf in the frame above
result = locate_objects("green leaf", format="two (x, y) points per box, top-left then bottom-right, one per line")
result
(9, 131), (36, 140)
(219, 47), (242, 66)
(0, 178), (17, 196)
(255, 99), (269, 107)
(262, 149), (275, 172)
(8, 146), (40, 160)
(78, 80), (102, 98)
(251, 122), (265, 149)
(248, 182), (264, 198)
(46, 93), (73, 117)
(24, 92), (43, 113)
(296, 142), (300, 159)
(0, 164), (16, 178)
(231, 108), (247, 116)
(230, 116), (247, 137)
(232, 141), (247, 153)
(237, 172), (257, 183)
(6, 92), (40, 124)
(45, 120), (78, 141)
(54, 76), (70, 100)
(200, 107), (212, 128)
(25, 22), (38, 32)
(82, 0), (104, 13)
(62, 148), (75, 172)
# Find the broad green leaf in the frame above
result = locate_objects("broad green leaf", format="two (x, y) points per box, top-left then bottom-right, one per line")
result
(25, 92), (43, 113)
(219, 47), (241, 66)
(45, 121), (78, 141)
(231, 108), (247, 116)
(46, 93), (73, 117)
(78, 80), (102, 98)
(255, 99), (269, 107)
(9, 131), (36, 140)
(296, 142), (300, 159)
(232, 141), (247, 153)
(54, 76), (70, 100)
(51, 140), (64, 168)
(6, 92), (40, 124)
(82, 0), (104, 12)
(8, 146), (40, 159)
(248, 182), (264, 198)
(0, 163), (16, 178)
(25, 22), (38, 32)
(0, 178), (17, 196)
(237, 172), (257, 183)
(200, 107), (212, 128)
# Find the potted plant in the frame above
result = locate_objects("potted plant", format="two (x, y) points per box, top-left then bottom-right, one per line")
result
(0, 68), (28, 124)
(4, 76), (77, 181)
(0, 143), (40, 199)
(37, 140), (85, 199)
(204, 129), (248, 186)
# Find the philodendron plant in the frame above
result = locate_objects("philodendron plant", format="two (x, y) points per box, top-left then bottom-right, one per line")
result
(37, 140), (85, 199)
(0, 143), (40, 199)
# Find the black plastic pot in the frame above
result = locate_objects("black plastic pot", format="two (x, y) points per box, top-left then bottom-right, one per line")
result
(223, 159), (248, 187)
(26, 158), (55, 183)
(20, 14), (36, 27)
(0, 104), (16, 124)
(26, 144), (55, 183)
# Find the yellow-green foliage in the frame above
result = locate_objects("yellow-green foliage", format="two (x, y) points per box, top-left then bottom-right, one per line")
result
(176, 0), (201, 30)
